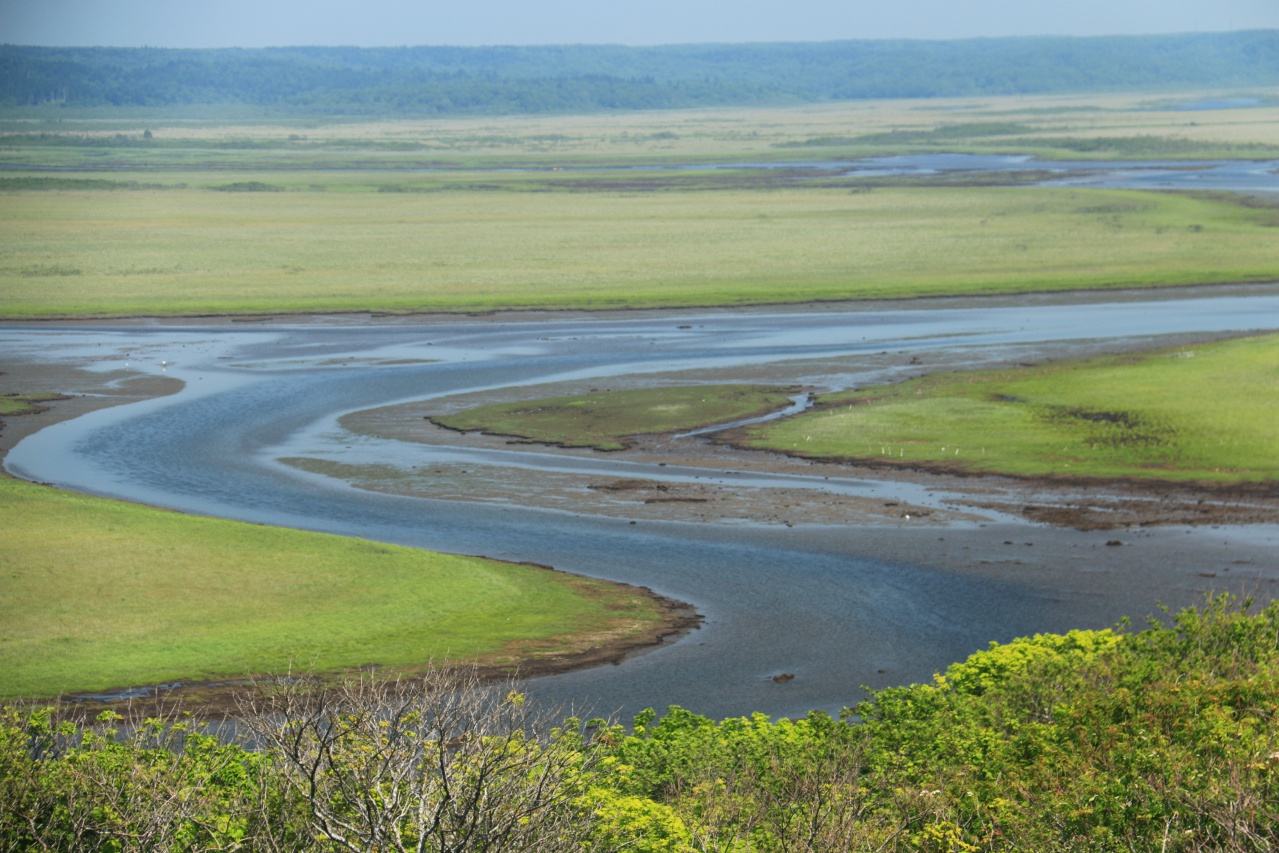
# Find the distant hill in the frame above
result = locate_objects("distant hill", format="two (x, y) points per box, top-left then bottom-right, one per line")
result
(2, 31), (1277, 115)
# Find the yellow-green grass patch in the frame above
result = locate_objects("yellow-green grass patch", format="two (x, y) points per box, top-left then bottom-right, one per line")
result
(433, 384), (797, 451)
(0, 476), (660, 698)
(738, 334), (1279, 483)
(0, 393), (68, 416)
(3, 186), (1277, 318)
(5, 93), (1279, 168)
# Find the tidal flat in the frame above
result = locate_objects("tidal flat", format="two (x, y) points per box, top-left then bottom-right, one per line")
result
(7, 289), (1277, 719)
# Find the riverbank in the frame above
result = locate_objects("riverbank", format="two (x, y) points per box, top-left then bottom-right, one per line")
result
(336, 322), (1279, 532)
(11, 300), (1274, 536)
(5, 185), (1278, 319)
(45, 571), (700, 721)
(0, 358), (701, 715)
(5, 293), (1279, 719)
(334, 406), (1279, 530)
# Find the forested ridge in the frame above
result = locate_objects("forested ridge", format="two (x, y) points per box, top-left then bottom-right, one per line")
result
(3, 30), (1277, 115)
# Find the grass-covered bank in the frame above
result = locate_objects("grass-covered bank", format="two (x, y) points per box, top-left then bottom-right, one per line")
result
(736, 333), (1279, 485)
(5, 596), (1278, 851)
(3, 186), (1276, 318)
(431, 385), (799, 451)
(0, 475), (671, 700)
(0, 392), (69, 416)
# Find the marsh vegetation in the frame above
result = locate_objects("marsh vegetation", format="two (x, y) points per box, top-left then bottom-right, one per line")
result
(738, 333), (1279, 484)
(432, 385), (798, 451)
(3, 185), (1276, 318)
(4, 92), (1279, 318)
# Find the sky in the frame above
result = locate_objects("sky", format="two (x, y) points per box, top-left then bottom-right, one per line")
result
(2, 0), (1277, 48)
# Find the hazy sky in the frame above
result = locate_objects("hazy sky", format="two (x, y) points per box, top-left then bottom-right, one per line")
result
(3, 0), (1277, 48)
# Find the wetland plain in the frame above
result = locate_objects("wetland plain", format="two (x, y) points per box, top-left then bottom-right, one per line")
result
(2, 92), (1278, 717)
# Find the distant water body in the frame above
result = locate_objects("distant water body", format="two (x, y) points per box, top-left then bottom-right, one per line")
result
(7, 155), (1278, 195)
(700, 154), (1279, 194)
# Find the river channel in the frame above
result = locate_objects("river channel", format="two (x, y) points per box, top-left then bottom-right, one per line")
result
(5, 287), (1279, 720)
(663, 154), (1279, 194)
(14, 153), (1277, 195)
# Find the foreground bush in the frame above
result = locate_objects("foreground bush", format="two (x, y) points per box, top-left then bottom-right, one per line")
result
(608, 595), (1279, 851)
(1, 668), (620, 852)
(3, 596), (1278, 851)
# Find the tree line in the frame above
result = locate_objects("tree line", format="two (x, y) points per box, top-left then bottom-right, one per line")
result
(2, 31), (1277, 115)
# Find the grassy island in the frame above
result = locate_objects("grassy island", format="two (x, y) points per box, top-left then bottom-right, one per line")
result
(739, 333), (1279, 484)
(431, 384), (798, 451)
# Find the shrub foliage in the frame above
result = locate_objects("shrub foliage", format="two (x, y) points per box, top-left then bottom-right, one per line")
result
(3, 596), (1278, 850)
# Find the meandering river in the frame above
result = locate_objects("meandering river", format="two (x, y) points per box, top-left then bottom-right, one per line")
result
(5, 287), (1279, 719)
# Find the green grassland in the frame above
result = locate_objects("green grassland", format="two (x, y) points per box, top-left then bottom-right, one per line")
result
(738, 333), (1279, 483)
(0, 476), (662, 699)
(3, 92), (1278, 169)
(432, 385), (797, 451)
(4, 94), (1278, 318)
(0, 393), (68, 416)
(3, 185), (1276, 318)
